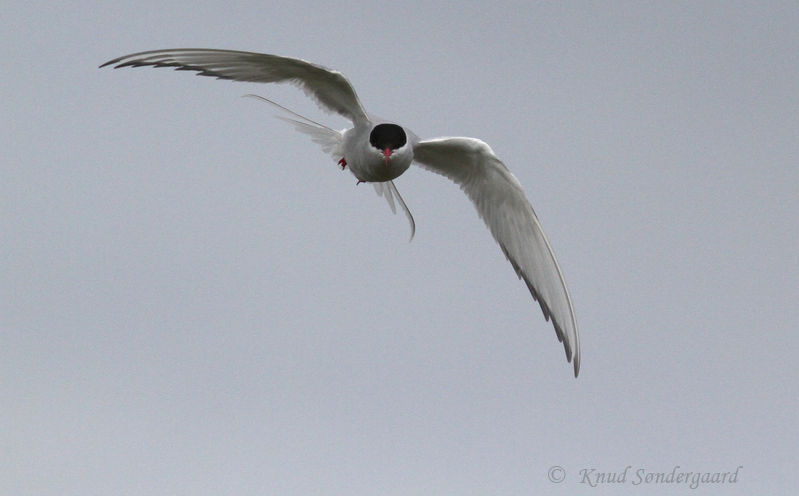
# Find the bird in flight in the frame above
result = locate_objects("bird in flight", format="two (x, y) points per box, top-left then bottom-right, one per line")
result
(100, 49), (581, 377)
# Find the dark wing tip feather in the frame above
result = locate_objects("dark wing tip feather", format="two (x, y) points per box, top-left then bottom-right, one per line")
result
(500, 243), (580, 377)
(99, 49), (368, 124)
(104, 58), (231, 82)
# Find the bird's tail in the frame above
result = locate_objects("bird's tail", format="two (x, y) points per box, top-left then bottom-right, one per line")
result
(372, 181), (415, 241)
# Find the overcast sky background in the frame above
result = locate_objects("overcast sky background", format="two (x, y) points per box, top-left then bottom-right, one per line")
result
(3, 1), (797, 494)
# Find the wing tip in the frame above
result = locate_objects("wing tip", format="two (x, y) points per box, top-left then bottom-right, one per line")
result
(571, 346), (581, 377)
(99, 57), (124, 69)
(500, 243), (581, 377)
(556, 321), (580, 378)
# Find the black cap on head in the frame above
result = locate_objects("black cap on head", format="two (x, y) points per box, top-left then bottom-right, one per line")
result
(369, 123), (407, 151)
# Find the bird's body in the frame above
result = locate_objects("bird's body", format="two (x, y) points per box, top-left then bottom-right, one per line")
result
(101, 48), (581, 377)
(343, 123), (415, 183)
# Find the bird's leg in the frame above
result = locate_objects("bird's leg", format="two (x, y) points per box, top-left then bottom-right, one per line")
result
(338, 157), (347, 170)
(356, 179), (365, 185)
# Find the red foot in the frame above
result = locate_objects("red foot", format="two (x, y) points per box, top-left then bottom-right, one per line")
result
(338, 157), (347, 169)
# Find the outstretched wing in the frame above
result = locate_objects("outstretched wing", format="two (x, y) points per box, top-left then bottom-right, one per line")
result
(413, 137), (580, 377)
(100, 48), (368, 124)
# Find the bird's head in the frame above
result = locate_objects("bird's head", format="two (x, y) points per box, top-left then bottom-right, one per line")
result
(369, 123), (410, 166)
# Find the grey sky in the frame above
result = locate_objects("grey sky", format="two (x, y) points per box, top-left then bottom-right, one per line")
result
(3, 1), (797, 494)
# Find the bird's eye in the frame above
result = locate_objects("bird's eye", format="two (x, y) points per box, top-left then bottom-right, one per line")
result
(370, 123), (407, 151)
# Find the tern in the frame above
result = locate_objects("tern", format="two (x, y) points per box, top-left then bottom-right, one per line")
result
(100, 49), (581, 377)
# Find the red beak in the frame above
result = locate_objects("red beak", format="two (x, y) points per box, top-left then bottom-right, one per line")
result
(383, 147), (392, 163)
